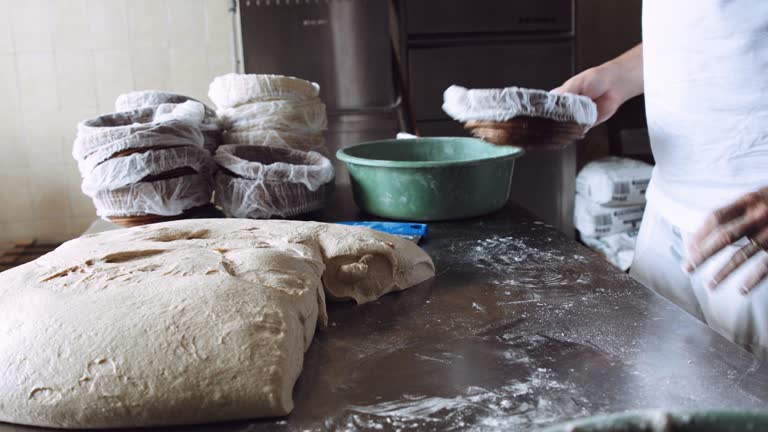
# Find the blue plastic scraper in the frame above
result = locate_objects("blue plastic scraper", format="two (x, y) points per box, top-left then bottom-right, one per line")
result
(336, 222), (428, 243)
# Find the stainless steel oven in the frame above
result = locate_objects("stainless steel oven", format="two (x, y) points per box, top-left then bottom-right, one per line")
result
(239, 0), (401, 183)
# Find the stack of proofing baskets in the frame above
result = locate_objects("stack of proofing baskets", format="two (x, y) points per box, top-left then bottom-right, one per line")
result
(73, 91), (221, 227)
(208, 73), (334, 219)
(210, 73), (329, 155)
(115, 90), (223, 154)
(574, 157), (653, 271)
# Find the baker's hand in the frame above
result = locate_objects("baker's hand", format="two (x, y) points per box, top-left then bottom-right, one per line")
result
(551, 65), (625, 125)
(684, 187), (768, 294)
(552, 44), (644, 125)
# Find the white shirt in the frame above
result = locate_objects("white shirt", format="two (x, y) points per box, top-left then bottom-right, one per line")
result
(643, 0), (768, 230)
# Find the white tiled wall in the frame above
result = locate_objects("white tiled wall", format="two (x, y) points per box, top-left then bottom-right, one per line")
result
(0, 0), (234, 242)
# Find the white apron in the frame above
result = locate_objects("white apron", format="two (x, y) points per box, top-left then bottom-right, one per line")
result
(643, 0), (768, 229)
(633, 0), (768, 353)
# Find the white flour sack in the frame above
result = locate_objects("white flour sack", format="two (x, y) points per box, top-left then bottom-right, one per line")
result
(580, 230), (639, 271)
(574, 193), (644, 237)
(576, 157), (653, 207)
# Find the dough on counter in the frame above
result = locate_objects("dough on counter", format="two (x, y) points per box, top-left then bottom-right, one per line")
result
(0, 219), (434, 429)
(318, 228), (435, 304)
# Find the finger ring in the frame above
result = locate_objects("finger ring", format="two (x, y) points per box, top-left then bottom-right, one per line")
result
(750, 237), (764, 251)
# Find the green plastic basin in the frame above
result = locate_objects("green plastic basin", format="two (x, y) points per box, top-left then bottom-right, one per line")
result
(336, 137), (524, 221)
(541, 410), (768, 432)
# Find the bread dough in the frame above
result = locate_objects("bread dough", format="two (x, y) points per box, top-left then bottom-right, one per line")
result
(318, 229), (435, 304)
(0, 219), (434, 428)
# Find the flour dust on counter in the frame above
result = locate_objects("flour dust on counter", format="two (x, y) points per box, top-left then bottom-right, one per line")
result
(455, 232), (592, 288)
(301, 226), (619, 432)
(0, 219), (434, 429)
(319, 334), (595, 432)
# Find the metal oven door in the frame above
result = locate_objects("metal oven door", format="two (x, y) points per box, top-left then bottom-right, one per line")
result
(408, 39), (574, 121)
(404, 0), (573, 36)
(239, 0), (396, 112)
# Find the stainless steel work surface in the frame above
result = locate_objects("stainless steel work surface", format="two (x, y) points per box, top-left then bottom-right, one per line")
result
(3, 189), (767, 432)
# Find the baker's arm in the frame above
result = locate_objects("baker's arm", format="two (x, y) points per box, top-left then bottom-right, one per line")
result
(552, 43), (644, 125)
